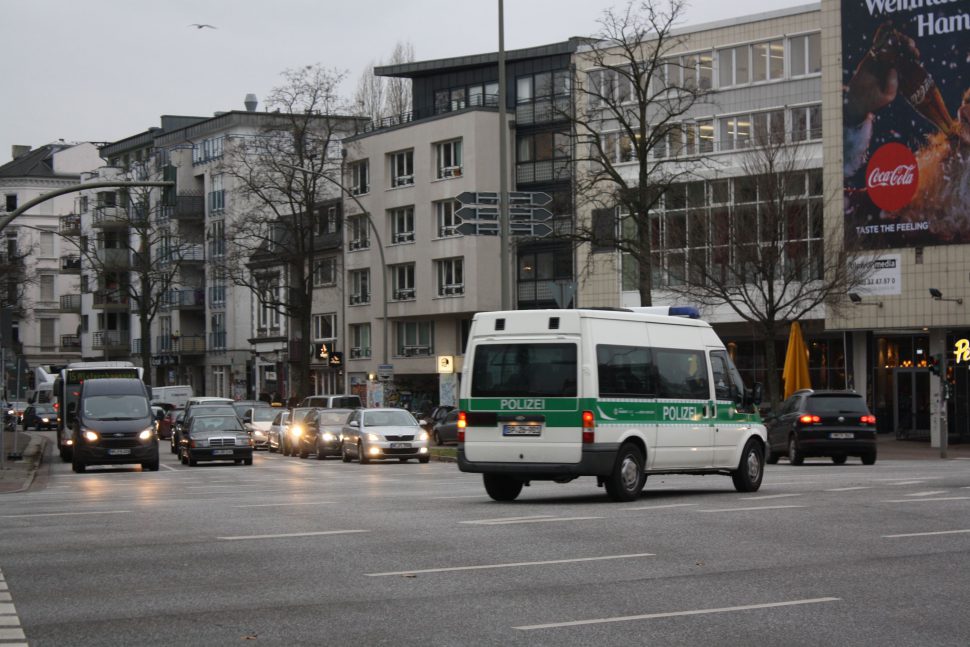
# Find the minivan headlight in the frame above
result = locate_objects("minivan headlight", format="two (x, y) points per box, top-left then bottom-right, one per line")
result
(417, 431), (429, 441)
(138, 428), (154, 440)
(322, 432), (336, 441)
(83, 429), (99, 442)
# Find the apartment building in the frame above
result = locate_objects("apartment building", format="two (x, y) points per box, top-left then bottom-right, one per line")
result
(0, 141), (102, 396)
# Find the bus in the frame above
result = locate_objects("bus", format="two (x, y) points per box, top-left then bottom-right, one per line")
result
(54, 361), (144, 462)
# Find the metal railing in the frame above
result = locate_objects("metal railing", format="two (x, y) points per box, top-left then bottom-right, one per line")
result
(60, 255), (81, 272)
(60, 335), (81, 352)
(361, 93), (500, 133)
(59, 214), (81, 234)
(92, 330), (130, 350)
(59, 294), (81, 311)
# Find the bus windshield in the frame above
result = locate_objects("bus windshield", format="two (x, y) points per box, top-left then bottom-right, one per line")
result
(471, 343), (577, 397)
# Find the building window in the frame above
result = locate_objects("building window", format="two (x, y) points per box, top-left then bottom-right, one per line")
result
(390, 206), (415, 244)
(313, 313), (336, 340)
(350, 323), (371, 358)
(39, 230), (55, 257)
(435, 139), (463, 179)
(396, 320), (433, 357)
(516, 131), (570, 183)
(435, 257), (464, 297)
(348, 215), (370, 250)
(349, 269), (370, 305)
(40, 319), (56, 352)
(435, 200), (460, 238)
(313, 257), (337, 286)
(40, 274), (55, 302)
(316, 204), (339, 235)
(349, 160), (369, 195)
(4, 194), (17, 212)
(389, 150), (414, 188)
(208, 174), (225, 213)
(257, 280), (281, 330)
(391, 263), (416, 301)
(790, 33), (821, 76)
(718, 110), (784, 150)
(212, 366), (227, 398)
(752, 40), (785, 82)
(193, 137), (224, 164)
(208, 219), (225, 258)
(211, 313), (226, 350)
(791, 104), (823, 142)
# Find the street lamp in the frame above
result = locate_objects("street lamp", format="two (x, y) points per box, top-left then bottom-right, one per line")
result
(929, 288), (963, 305)
(848, 292), (882, 308)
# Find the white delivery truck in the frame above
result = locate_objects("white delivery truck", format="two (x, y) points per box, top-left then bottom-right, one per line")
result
(151, 385), (194, 409)
(457, 307), (766, 502)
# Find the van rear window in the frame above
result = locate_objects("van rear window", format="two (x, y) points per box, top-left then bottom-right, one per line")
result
(471, 343), (577, 397)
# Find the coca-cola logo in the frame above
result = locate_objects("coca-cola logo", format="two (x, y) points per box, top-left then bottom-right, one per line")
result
(866, 143), (918, 212)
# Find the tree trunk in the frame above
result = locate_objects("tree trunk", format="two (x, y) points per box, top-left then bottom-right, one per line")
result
(636, 213), (652, 307)
(763, 321), (781, 411)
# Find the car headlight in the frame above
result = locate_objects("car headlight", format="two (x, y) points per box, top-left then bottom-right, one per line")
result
(82, 429), (99, 442)
(321, 432), (336, 442)
(41, 417), (50, 423)
(290, 425), (303, 437)
(366, 433), (381, 442)
(193, 438), (209, 448)
(236, 436), (250, 446)
(418, 431), (429, 441)
(138, 428), (154, 440)
(253, 430), (266, 438)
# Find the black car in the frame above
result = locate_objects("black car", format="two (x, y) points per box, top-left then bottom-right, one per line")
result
(297, 408), (354, 459)
(181, 414), (253, 466)
(765, 389), (877, 465)
(172, 405), (238, 454)
(22, 404), (57, 430)
(432, 409), (460, 445)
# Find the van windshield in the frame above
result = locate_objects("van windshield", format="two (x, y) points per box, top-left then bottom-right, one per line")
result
(83, 395), (149, 420)
(471, 343), (577, 397)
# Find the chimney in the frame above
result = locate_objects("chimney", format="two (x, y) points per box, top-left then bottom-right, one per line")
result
(11, 145), (31, 160)
(244, 93), (258, 112)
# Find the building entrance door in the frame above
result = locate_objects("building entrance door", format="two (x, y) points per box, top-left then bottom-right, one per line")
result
(894, 369), (931, 440)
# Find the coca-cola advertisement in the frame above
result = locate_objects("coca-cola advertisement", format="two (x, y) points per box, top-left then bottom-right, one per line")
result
(843, 0), (970, 249)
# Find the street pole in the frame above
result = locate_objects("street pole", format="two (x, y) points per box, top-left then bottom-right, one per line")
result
(498, 0), (511, 311)
(1, 346), (5, 471)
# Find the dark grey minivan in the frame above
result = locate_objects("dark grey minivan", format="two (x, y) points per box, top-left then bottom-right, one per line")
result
(69, 378), (159, 473)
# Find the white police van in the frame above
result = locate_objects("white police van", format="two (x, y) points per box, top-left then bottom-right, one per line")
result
(457, 307), (766, 502)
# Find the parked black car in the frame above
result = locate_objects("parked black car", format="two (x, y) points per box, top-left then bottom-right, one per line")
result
(422, 405), (455, 434)
(765, 389), (877, 465)
(22, 404), (57, 431)
(297, 408), (354, 459)
(432, 409), (460, 445)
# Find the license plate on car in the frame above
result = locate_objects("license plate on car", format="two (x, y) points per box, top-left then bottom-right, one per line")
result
(503, 424), (542, 437)
(107, 448), (131, 456)
(389, 442), (411, 449)
(212, 449), (234, 456)
(830, 432), (854, 439)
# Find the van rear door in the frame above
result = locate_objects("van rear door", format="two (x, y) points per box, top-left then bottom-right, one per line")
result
(463, 341), (581, 464)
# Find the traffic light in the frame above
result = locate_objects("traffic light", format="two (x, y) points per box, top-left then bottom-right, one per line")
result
(928, 354), (941, 376)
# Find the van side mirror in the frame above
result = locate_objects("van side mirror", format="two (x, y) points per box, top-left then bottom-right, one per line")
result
(742, 383), (763, 412)
(243, 409), (253, 424)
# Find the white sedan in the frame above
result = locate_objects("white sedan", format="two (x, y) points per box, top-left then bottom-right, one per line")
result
(341, 408), (430, 464)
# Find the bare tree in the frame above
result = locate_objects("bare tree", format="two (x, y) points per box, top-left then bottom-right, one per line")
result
(352, 41), (414, 125)
(219, 64), (362, 401)
(354, 61), (386, 125)
(568, 0), (709, 306)
(384, 41), (414, 117)
(660, 127), (873, 408)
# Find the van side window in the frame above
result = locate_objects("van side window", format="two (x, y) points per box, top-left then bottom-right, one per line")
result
(710, 351), (733, 401)
(597, 345), (655, 398)
(471, 343), (577, 397)
(653, 348), (710, 399)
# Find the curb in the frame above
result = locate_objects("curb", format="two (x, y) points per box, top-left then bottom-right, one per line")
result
(430, 453), (457, 463)
(4, 434), (49, 494)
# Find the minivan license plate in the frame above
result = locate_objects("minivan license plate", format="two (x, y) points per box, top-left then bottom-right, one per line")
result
(503, 424), (541, 437)
(830, 432), (854, 439)
(108, 448), (131, 456)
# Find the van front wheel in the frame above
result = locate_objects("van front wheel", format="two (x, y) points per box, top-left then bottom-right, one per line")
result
(483, 474), (523, 502)
(605, 444), (646, 502)
(732, 439), (764, 492)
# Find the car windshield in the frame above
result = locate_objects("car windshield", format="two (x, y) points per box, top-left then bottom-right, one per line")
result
(319, 411), (351, 425)
(291, 408), (316, 423)
(251, 408), (278, 422)
(191, 415), (242, 432)
(363, 410), (417, 427)
(34, 405), (55, 414)
(191, 406), (236, 417)
(805, 395), (869, 415)
(83, 395), (150, 420)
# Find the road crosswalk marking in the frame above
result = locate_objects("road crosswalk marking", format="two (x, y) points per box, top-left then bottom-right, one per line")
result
(0, 568), (27, 645)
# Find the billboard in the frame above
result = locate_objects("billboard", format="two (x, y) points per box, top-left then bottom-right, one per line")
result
(842, 0), (970, 249)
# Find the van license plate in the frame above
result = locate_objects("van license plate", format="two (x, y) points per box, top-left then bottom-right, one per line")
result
(503, 425), (541, 437)
(212, 449), (233, 456)
(830, 432), (854, 439)
(389, 442), (411, 449)
(108, 448), (131, 456)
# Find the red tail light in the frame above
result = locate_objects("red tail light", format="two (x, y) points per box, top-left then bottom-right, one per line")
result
(582, 410), (595, 444)
(860, 414), (876, 425)
(457, 411), (466, 443)
(798, 414), (821, 424)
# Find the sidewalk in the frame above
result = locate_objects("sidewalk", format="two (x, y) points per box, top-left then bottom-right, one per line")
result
(0, 430), (49, 494)
(875, 434), (970, 460)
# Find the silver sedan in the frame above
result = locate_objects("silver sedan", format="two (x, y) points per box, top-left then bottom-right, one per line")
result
(341, 408), (430, 464)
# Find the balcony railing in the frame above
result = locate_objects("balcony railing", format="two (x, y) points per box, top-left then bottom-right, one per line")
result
(349, 346), (371, 359)
(95, 248), (131, 268)
(59, 215), (81, 236)
(362, 93), (499, 134)
(60, 255), (81, 273)
(255, 327), (284, 339)
(60, 334), (81, 352)
(92, 330), (130, 351)
(165, 288), (205, 309)
(93, 290), (130, 310)
(92, 206), (129, 228)
(157, 244), (204, 265)
(159, 194), (204, 222)
(59, 294), (81, 312)
(173, 335), (206, 354)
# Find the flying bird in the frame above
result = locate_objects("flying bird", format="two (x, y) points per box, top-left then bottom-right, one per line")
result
(189, 23), (217, 29)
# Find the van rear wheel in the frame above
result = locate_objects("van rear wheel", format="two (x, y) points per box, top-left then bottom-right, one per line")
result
(483, 474), (523, 502)
(604, 444), (646, 502)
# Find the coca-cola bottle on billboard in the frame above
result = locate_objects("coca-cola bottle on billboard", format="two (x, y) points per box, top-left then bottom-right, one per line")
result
(870, 22), (956, 135)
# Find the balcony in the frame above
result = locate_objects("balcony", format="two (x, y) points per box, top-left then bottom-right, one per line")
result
(91, 205), (130, 229)
(92, 290), (130, 311)
(60, 335), (81, 353)
(59, 215), (81, 236)
(60, 255), (81, 273)
(157, 244), (204, 266)
(95, 247), (131, 268)
(166, 288), (206, 310)
(254, 327), (285, 340)
(173, 334), (206, 355)
(92, 330), (130, 352)
(59, 294), (81, 313)
(393, 288), (415, 301)
(349, 293), (370, 306)
(349, 347), (371, 359)
(401, 345), (432, 357)
(159, 194), (204, 222)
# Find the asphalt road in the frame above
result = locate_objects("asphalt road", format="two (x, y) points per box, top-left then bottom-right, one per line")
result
(1, 435), (969, 646)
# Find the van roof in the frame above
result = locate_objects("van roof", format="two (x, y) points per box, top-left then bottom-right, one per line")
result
(79, 378), (147, 395)
(471, 308), (712, 333)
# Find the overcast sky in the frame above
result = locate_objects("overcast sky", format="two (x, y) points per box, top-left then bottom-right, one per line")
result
(0, 0), (812, 161)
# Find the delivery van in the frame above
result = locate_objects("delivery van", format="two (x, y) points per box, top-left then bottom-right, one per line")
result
(151, 385), (194, 409)
(457, 307), (766, 502)
(68, 378), (158, 473)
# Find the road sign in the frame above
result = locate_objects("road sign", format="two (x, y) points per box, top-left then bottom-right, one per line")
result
(456, 191), (500, 206)
(456, 205), (499, 221)
(377, 364), (393, 380)
(456, 221), (499, 236)
(508, 191), (552, 206)
(510, 222), (553, 237)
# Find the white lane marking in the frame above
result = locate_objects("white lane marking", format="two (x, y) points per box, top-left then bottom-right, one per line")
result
(513, 597), (842, 630)
(0, 510), (131, 518)
(217, 529), (369, 541)
(0, 616), (21, 625)
(0, 603), (15, 614)
(906, 491), (946, 497)
(0, 593), (9, 601)
(0, 627), (27, 640)
(366, 553), (656, 577)
(462, 515), (554, 523)
(620, 503), (697, 511)
(741, 493), (804, 500)
(460, 516), (603, 526)
(888, 480), (929, 486)
(430, 494), (487, 500)
(883, 497), (970, 504)
(159, 463), (178, 472)
(232, 501), (335, 508)
(825, 486), (872, 492)
(884, 529), (970, 539)
(695, 505), (806, 513)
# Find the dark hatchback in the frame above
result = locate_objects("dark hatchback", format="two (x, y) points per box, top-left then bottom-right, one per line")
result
(22, 404), (57, 430)
(297, 408), (354, 459)
(765, 389), (877, 465)
(181, 414), (253, 466)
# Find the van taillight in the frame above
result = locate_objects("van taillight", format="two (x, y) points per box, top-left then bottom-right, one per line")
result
(861, 414), (876, 425)
(582, 410), (595, 444)
(798, 414), (821, 424)
(457, 411), (467, 443)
